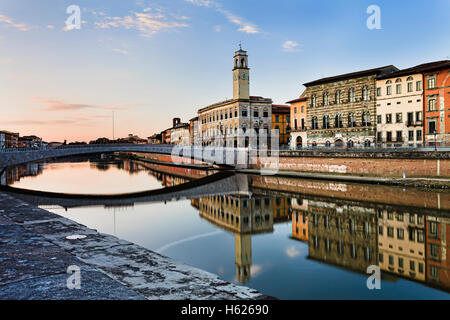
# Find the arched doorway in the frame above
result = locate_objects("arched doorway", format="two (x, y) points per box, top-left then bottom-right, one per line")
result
(296, 136), (302, 148)
(335, 139), (344, 148)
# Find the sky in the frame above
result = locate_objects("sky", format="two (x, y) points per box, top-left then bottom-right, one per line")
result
(0, 0), (449, 142)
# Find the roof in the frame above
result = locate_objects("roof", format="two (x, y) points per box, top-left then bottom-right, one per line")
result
(303, 65), (398, 87)
(198, 96), (272, 113)
(272, 105), (290, 114)
(377, 60), (450, 80)
(286, 97), (308, 104)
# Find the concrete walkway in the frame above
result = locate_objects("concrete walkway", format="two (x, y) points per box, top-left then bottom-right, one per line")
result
(0, 192), (270, 300)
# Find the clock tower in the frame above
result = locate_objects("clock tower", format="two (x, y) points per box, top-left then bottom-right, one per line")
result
(233, 46), (250, 100)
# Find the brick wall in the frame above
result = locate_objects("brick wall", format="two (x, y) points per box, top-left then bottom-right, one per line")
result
(255, 154), (450, 178)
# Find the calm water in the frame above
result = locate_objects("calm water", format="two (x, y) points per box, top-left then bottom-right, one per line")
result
(4, 156), (450, 299)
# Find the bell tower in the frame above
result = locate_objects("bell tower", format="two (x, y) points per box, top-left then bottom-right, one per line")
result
(233, 45), (250, 100)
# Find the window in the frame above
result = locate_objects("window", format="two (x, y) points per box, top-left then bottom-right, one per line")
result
(362, 86), (370, 101)
(335, 114), (343, 128)
(323, 92), (329, 106)
(430, 243), (439, 259)
(396, 84), (402, 94)
(323, 115), (330, 129)
(311, 95), (317, 107)
(419, 263), (424, 274)
(275, 115), (279, 122)
(408, 130), (414, 141)
(242, 109), (248, 117)
(417, 230), (424, 243)
(416, 111), (422, 122)
(427, 76), (437, 89)
(377, 132), (382, 142)
(362, 112), (370, 126)
(377, 115), (382, 124)
(301, 106), (304, 113)
(407, 81), (413, 92)
(416, 130), (422, 141)
(235, 110), (238, 117)
(416, 81), (422, 91)
(254, 110), (259, 118)
(387, 85), (392, 95)
(376, 87), (381, 97)
(428, 97), (437, 111)
(348, 113), (356, 127)
(378, 226), (383, 235)
(396, 131), (403, 142)
(389, 255), (394, 265)
(387, 131), (392, 142)
(263, 110), (268, 118)
(428, 120), (436, 134)
(386, 113), (392, 124)
(398, 257), (404, 269)
(429, 221), (438, 237)
(335, 90), (341, 104)
(407, 112), (414, 126)
(348, 88), (355, 102)
(396, 113), (403, 123)
(397, 228), (404, 240)
(410, 261), (415, 271)
(294, 107), (297, 114)
(311, 117), (318, 130)
(387, 227), (394, 237)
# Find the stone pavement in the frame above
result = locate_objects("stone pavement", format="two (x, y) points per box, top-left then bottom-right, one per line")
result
(0, 192), (270, 300)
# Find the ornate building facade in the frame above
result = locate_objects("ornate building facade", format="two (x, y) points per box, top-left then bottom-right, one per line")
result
(297, 65), (398, 148)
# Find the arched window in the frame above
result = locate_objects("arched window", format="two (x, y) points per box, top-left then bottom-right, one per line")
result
(386, 80), (392, 84)
(395, 78), (402, 83)
(335, 90), (341, 104)
(348, 88), (355, 103)
(323, 92), (329, 106)
(362, 111), (370, 126)
(311, 116), (318, 129)
(323, 115), (330, 129)
(348, 113), (356, 127)
(362, 86), (370, 101)
(335, 114), (343, 128)
(406, 76), (413, 81)
(311, 95), (317, 107)
(241, 58), (245, 67)
(325, 141), (331, 148)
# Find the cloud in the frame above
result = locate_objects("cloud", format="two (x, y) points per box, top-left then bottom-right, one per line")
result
(285, 245), (301, 258)
(46, 25), (55, 30)
(0, 13), (32, 31)
(32, 97), (148, 112)
(214, 25), (221, 32)
(186, 0), (213, 6)
(186, 0), (260, 34)
(112, 48), (129, 55)
(94, 10), (189, 37)
(282, 40), (301, 52)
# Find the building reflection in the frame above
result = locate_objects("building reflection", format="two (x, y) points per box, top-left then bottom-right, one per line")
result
(1, 162), (44, 185)
(193, 194), (291, 283)
(289, 198), (449, 293)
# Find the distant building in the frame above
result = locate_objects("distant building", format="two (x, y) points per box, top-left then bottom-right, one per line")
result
(19, 135), (42, 148)
(287, 97), (308, 149)
(271, 105), (291, 147)
(197, 47), (272, 148)
(291, 198), (309, 242)
(189, 117), (199, 145)
(148, 133), (162, 144)
(171, 121), (190, 146)
(0, 130), (19, 149)
(161, 128), (172, 144)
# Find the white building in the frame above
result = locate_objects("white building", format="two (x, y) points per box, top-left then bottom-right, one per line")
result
(171, 123), (190, 146)
(376, 69), (423, 146)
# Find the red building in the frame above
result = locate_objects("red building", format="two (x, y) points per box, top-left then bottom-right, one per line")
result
(423, 60), (450, 146)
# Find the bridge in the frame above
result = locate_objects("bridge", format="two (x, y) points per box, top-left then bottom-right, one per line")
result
(0, 172), (251, 208)
(0, 144), (271, 170)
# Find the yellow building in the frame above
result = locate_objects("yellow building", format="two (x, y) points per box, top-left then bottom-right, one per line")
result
(271, 105), (291, 146)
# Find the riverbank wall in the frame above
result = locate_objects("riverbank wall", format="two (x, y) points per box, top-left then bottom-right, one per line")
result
(0, 192), (270, 300)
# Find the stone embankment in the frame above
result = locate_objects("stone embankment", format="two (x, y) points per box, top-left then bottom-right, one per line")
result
(0, 192), (271, 300)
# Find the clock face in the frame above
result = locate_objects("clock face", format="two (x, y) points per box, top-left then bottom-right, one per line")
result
(241, 73), (247, 79)
(234, 74), (238, 80)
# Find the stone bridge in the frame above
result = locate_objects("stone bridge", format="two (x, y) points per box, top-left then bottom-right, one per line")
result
(0, 144), (263, 170)
(0, 172), (251, 208)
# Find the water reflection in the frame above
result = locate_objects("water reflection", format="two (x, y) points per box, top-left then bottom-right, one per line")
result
(4, 157), (450, 298)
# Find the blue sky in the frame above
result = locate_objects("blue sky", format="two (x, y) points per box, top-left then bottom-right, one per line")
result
(0, 0), (449, 141)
